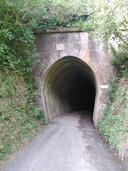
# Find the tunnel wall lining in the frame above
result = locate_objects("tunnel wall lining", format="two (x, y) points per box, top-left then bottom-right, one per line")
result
(34, 32), (117, 126)
(42, 57), (96, 121)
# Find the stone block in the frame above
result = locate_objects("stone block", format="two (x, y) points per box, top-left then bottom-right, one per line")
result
(34, 32), (116, 127)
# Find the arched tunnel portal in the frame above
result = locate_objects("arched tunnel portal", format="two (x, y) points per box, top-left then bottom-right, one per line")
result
(42, 56), (97, 122)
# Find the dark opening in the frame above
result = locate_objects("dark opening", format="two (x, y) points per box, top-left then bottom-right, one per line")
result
(69, 75), (95, 113)
(42, 57), (96, 121)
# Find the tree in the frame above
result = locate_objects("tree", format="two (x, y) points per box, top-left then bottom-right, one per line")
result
(83, 0), (128, 74)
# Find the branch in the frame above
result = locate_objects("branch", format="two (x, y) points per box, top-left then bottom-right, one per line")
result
(115, 33), (128, 46)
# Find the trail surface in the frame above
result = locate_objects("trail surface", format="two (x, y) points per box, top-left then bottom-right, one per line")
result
(2, 112), (125, 171)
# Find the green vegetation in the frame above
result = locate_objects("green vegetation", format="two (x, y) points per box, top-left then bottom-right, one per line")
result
(0, 70), (44, 161)
(83, 0), (128, 75)
(98, 76), (128, 160)
(0, 0), (128, 164)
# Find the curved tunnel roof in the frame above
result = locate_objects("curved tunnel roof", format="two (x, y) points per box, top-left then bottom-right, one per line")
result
(42, 56), (97, 121)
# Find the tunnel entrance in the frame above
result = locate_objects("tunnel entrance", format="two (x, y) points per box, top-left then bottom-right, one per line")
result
(42, 56), (97, 121)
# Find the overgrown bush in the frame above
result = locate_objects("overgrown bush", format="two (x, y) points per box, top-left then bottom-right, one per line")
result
(98, 76), (128, 159)
(83, 0), (128, 75)
(0, 70), (44, 160)
(0, 1), (33, 71)
(0, 0), (43, 161)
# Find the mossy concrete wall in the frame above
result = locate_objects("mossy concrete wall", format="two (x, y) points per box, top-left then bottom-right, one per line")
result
(34, 32), (116, 126)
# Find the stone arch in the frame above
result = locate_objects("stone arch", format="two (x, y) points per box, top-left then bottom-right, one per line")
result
(41, 56), (98, 124)
(34, 32), (116, 126)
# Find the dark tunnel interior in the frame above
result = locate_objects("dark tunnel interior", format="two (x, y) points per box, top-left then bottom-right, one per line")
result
(68, 75), (95, 113)
(42, 57), (96, 121)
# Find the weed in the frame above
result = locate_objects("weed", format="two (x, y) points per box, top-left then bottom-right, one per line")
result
(98, 76), (128, 159)
(0, 70), (45, 163)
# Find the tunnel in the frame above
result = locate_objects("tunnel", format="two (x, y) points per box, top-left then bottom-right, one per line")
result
(42, 56), (97, 121)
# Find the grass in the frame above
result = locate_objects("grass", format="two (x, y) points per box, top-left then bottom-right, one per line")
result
(98, 76), (128, 160)
(0, 69), (45, 166)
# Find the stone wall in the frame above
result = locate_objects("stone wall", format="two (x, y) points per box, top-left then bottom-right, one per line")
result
(34, 32), (117, 126)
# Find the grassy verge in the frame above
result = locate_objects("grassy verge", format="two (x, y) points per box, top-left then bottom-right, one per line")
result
(98, 76), (128, 160)
(0, 69), (45, 166)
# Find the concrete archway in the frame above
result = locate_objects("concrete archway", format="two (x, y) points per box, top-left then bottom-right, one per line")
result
(42, 56), (97, 122)
(35, 32), (116, 126)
